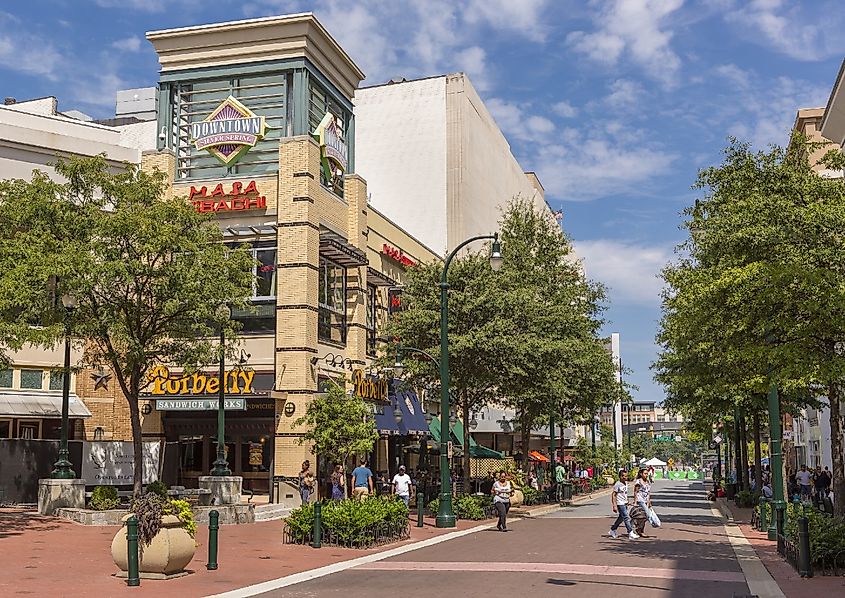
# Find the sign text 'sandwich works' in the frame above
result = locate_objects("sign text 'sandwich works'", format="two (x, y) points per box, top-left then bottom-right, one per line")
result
(189, 180), (267, 214)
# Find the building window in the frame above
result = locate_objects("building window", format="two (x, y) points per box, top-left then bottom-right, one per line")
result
(318, 257), (346, 344)
(20, 369), (43, 390)
(49, 371), (65, 391)
(366, 285), (377, 357)
(0, 420), (11, 438)
(0, 369), (11, 388)
(228, 242), (277, 334)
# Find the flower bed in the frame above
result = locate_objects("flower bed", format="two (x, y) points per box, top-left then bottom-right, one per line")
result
(283, 497), (410, 549)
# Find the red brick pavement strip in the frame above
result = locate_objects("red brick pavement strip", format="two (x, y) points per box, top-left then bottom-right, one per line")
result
(719, 499), (845, 597)
(0, 497), (583, 598)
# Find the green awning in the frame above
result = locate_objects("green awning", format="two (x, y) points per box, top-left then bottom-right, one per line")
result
(450, 419), (506, 459)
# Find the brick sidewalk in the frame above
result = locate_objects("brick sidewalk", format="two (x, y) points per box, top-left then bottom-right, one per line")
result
(0, 496), (583, 598)
(718, 499), (845, 597)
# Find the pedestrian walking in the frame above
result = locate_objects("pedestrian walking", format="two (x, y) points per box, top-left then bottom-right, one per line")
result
(298, 460), (313, 505)
(796, 465), (813, 501)
(608, 469), (639, 539)
(331, 464), (346, 500)
(554, 460), (566, 501)
(634, 468), (653, 537)
(392, 465), (412, 507)
(491, 471), (513, 532)
(351, 459), (374, 500)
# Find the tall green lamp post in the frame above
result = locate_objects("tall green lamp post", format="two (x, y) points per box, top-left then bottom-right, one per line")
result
(211, 305), (232, 477)
(766, 377), (785, 540)
(51, 294), (77, 479)
(436, 233), (503, 528)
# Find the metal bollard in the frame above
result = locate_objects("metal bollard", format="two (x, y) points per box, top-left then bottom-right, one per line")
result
(207, 509), (219, 570)
(126, 515), (140, 587)
(311, 502), (322, 548)
(758, 498), (768, 532)
(416, 492), (424, 527)
(797, 516), (813, 578)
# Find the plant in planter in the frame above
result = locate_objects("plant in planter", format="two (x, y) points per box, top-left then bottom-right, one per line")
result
(90, 486), (120, 511)
(111, 492), (197, 579)
(145, 480), (169, 498)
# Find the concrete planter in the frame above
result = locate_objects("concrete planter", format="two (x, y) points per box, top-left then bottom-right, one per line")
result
(111, 514), (196, 579)
(510, 489), (524, 507)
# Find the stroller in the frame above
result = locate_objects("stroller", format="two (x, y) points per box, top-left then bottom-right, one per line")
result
(629, 503), (649, 536)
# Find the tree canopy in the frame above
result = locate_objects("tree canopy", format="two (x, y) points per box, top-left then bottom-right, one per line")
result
(0, 156), (254, 494)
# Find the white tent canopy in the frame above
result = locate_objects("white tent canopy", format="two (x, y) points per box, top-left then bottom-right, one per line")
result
(643, 457), (667, 467)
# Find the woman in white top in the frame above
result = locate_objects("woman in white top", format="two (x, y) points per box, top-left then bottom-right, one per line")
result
(491, 471), (513, 532)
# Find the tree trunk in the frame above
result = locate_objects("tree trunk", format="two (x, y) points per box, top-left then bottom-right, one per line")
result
(829, 383), (845, 517)
(461, 395), (471, 495)
(753, 411), (762, 494)
(128, 377), (144, 498)
(520, 410), (531, 474)
(740, 411), (750, 493)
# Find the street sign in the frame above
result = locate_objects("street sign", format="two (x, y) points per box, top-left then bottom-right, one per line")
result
(668, 458), (675, 467)
(156, 398), (247, 411)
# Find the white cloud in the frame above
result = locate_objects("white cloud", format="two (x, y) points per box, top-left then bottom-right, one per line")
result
(566, 0), (684, 86)
(454, 46), (488, 90)
(574, 239), (672, 305)
(111, 36), (142, 53)
(486, 98), (556, 143)
(95, 0), (167, 11)
(0, 13), (62, 80)
(533, 125), (676, 201)
(604, 79), (645, 109)
(552, 101), (578, 118)
(464, 0), (551, 43)
(724, 0), (845, 61)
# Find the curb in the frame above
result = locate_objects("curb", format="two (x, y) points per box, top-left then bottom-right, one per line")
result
(514, 486), (613, 518)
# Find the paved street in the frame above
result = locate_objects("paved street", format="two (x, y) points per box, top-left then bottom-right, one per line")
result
(239, 480), (752, 598)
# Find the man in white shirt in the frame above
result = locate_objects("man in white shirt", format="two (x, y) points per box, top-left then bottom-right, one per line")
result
(795, 465), (813, 500)
(392, 465), (413, 507)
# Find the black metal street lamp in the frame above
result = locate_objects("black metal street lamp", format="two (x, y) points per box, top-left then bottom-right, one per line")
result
(51, 294), (77, 479)
(210, 304), (232, 477)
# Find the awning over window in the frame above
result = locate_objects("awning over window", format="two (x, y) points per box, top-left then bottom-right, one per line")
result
(367, 267), (399, 287)
(372, 403), (401, 436)
(0, 391), (92, 419)
(391, 382), (429, 436)
(222, 224), (278, 238)
(320, 230), (368, 268)
(428, 417), (504, 459)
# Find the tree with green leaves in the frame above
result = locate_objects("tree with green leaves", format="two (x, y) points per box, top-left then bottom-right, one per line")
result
(294, 381), (379, 487)
(0, 156), (254, 495)
(654, 136), (845, 514)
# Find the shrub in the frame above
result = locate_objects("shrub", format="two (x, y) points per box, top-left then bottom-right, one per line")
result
(146, 480), (169, 498)
(783, 502), (845, 564)
(163, 499), (197, 538)
(89, 485), (120, 511)
(428, 495), (492, 520)
(735, 490), (756, 508)
(285, 497), (409, 547)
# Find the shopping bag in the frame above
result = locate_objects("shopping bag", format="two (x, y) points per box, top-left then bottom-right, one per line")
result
(648, 507), (661, 528)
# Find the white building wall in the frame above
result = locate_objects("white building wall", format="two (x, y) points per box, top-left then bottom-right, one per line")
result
(354, 73), (547, 256)
(445, 73), (546, 251)
(354, 77), (449, 254)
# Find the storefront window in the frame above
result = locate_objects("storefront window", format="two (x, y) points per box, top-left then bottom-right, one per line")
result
(0, 369), (11, 388)
(0, 420), (10, 438)
(20, 369), (43, 390)
(318, 257), (346, 344)
(366, 285), (377, 356)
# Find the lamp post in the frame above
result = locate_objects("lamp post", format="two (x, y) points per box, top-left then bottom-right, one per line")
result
(766, 376), (785, 541)
(51, 294), (77, 479)
(437, 233), (502, 528)
(210, 305), (232, 477)
(549, 410), (556, 473)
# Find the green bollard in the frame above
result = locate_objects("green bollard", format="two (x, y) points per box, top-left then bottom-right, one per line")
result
(126, 515), (140, 587)
(311, 502), (322, 548)
(207, 509), (219, 570)
(416, 493), (424, 527)
(797, 516), (813, 578)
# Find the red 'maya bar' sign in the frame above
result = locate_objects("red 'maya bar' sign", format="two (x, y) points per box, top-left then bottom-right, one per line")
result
(189, 181), (267, 213)
(382, 244), (416, 267)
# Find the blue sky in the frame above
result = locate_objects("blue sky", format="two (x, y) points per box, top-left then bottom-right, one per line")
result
(1, 0), (842, 403)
